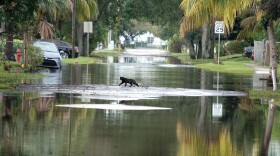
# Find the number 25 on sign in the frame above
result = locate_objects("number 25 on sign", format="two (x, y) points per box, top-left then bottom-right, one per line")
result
(215, 21), (224, 34)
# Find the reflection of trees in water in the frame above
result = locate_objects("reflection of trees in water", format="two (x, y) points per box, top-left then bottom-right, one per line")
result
(2, 96), (13, 121)
(261, 100), (276, 156)
(0, 96), (17, 155)
(36, 97), (53, 112)
(176, 121), (241, 156)
(176, 94), (272, 156)
(0, 93), (96, 155)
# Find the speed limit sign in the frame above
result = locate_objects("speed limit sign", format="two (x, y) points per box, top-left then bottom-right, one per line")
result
(215, 21), (224, 34)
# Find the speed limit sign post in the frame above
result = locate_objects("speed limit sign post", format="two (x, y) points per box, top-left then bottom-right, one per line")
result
(215, 21), (224, 65)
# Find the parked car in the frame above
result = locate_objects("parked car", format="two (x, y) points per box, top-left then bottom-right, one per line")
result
(51, 40), (79, 58)
(251, 49), (254, 60)
(33, 41), (62, 69)
(243, 46), (254, 58)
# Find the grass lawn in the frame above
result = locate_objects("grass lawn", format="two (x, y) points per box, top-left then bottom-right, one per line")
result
(91, 49), (122, 57)
(249, 90), (280, 105)
(62, 56), (99, 64)
(172, 53), (255, 74)
(196, 61), (254, 75)
(0, 63), (43, 89)
(63, 49), (122, 64)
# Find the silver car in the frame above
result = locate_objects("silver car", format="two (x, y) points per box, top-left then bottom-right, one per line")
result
(34, 41), (62, 69)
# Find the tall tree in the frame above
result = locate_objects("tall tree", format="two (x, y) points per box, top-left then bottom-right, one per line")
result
(124, 0), (182, 39)
(0, 0), (39, 60)
(261, 0), (280, 90)
(75, 0), (98, 56)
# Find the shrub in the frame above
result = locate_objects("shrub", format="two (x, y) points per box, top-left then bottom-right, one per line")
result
(168, 35), (184, 53)
(25, 45), (43, 72)
(223, 41), (251, 55)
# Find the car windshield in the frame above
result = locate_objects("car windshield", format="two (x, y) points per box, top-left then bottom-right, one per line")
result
(56, 41), (70, 46)
(34, 42), (58, 53)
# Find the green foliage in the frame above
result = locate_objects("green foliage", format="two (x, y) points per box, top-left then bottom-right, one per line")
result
(125, 0), (182, 26)
(168, 35), (184, 53)
(261, 0), (280, 21)
(274, 21), (280, 42)
(252, 27), (267, 41)
(0, 0), (39, 24)
(90, 21), (109, 50)
(0, 39), (23, 59)
(124, 19), (160, 40)
(223, 41), (251, 55)
(25, 45), (43, 72)
(123, 0), (182, 40)
(158, 24), (179, 40)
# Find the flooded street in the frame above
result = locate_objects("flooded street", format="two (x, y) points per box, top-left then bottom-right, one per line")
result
(1, 49), (280, 156)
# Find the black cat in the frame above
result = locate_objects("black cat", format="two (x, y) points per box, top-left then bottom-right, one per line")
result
(119, 77), (139, 87)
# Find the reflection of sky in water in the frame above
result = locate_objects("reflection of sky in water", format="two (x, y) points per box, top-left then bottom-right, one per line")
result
(56, 104), (171, 110)
(105, 56), (168, 64)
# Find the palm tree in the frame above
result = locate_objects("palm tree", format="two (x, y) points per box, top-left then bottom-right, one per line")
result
(180, 0), (253, 59)
(180, 0), (254, 33)
(261, 0), (280, 90)
(36, 0), (72, 39)
(75, 0), (99, 56)
(35, 0), (98, 56)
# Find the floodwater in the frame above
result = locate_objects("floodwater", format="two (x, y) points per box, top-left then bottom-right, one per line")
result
(1, 50), (280, 156)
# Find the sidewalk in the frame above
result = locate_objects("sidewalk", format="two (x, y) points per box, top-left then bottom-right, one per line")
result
(245, 63), (269, 74)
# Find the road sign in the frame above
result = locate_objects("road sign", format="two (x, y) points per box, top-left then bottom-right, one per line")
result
(84, 21), (92, 57)
(212, 103), (223, 117)
(84, 21), (92, 33)
(215, 21), (224, 34)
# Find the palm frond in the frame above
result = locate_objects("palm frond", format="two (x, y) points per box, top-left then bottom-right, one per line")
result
(76, 0), (98, 23)
(240, 16), (256, 29)
(87, 0), (98, 19)
(236, 29), (252, 40)
(180, 0), (255, 35)
(38, 20), (55, 39)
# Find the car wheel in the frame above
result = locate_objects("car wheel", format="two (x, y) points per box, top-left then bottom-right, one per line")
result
(64, 53), (69, 59)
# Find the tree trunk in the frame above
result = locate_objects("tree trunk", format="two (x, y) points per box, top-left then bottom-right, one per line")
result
(261, 100), (275, 156)
(209, 24), (215, 59)
(267, 20), (278, 90)
(197, 70), (207, 129)
(264, 41), (270, 66)
(77, 23), (84, 56)
(202, 24), (210, 58)
(197, 40), (202, 59)
(5, 22), (14, 60)
(186, 39), (196, 59)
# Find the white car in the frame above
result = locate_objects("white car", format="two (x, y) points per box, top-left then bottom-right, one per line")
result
(33, 41), (62, 69)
